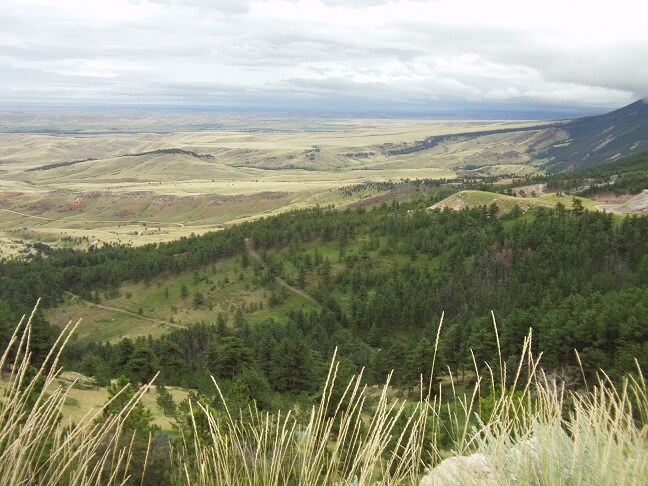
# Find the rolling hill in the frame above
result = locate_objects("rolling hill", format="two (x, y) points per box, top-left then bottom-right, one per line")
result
(429, 189), (599, 214)
(543, 98), (648, 171)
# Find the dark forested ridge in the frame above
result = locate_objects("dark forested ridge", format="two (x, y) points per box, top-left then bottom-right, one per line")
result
(377, 99), (648, 171)
(3, 187), (647, 406)
(535, 151), (648, 197)
(543, 99), (648, 172)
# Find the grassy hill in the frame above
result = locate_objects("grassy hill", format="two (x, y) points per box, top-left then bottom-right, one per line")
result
(430, 189), (600, 213)
(20, 153), (251, 183)
(45, 254), (319, 343)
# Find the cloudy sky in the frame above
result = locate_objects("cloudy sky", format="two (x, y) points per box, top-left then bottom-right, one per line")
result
(1, 0), (646, 115)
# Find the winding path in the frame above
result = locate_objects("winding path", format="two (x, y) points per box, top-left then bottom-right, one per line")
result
(245, 238), (319, 305)
(63, 290), (186, 329)
(1, 208), (53, 220)
(1, 208), (185, 228)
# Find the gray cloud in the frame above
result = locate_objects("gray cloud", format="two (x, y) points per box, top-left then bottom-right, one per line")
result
(0, 0), (645, 114)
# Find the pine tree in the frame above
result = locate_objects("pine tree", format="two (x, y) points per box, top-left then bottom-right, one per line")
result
(101, 376), (156, 435)
(155, 383), (177, 417)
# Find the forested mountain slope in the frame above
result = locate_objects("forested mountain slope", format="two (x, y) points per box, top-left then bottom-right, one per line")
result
(2, 196), (647, 402)
(539, 150), (648, 197)
(544, 99), (648, 171)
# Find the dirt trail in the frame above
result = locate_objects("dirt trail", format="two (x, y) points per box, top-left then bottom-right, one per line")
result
(245, 238), (319, 305)
(1, 208), (53, 220)
(63, 291), (186, 329)
(596, 190), (648, 215)
(1, 208), (185, 228)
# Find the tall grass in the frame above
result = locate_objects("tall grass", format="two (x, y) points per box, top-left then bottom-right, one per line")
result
(422, 322), (648, 485)
(173, 356), (434, 485)
(0, 301), (154, 485)
(1, 307), (646, 485)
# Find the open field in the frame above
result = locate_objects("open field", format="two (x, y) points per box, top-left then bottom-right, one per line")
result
(0, 373), (187, 430)
(0, 111), (556, 256)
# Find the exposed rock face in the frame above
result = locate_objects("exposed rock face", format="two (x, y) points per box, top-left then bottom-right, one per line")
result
(419, 453), (492, 485)
(419, 438), (541, 485)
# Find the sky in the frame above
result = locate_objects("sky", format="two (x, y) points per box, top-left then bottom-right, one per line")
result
(1, 0), (647, 116)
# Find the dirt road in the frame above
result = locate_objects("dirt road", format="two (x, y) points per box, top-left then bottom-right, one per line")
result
(244, 238), (319, 305)
(63, 290), (186, 329)
(1, 208), (186, 228)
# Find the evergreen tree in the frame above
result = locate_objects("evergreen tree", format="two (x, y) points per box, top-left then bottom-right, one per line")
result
(0, 299), (16, 354)
(127, 342), (157, 385)
(208, 336), (252, 380)
(156, 383), (177, 417)
(101, 376), (156, 435)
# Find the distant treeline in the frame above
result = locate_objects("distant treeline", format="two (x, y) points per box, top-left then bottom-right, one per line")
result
(338, 178), (449, 198)
(27, 157), (98, 172)
(122, 148), (215, 160)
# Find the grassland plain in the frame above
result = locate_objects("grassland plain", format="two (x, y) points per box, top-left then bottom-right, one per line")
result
(0, 373), (187, 429)
(0, 114), (555, 256)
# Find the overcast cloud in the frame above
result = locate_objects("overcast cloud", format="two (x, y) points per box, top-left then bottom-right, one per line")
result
(1, 0), (646, 114)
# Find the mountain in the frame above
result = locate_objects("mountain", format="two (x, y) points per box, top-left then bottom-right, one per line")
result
(542, 99), (648, 172)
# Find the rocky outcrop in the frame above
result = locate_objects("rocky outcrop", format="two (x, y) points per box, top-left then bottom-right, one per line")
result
(419, 453), (492, 485)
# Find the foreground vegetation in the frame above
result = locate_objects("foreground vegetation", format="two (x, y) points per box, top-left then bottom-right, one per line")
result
(1, 308), (647, 485)
(1, 151), (647, 483)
